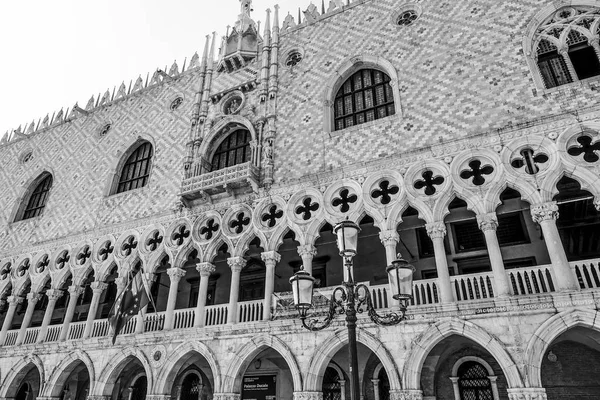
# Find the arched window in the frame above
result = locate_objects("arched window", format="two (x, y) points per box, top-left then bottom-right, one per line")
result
(322, 366), (343, 400)
(533, 7), (600, 89)
(18, 173), (53, 221)
(334, 69), (395, 131)
(457, 361), (493, 400)
(116, 141), (153, 194)
(210, 129), (251, 171)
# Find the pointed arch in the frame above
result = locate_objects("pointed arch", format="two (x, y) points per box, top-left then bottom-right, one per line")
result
(524, 308), (600, 387)
(43, 349), (96, 397)
(95, 347), (153, 396)
(155, 341), (221, 394)
(11, 170), (54, 222)
(106, 136), (156, 196)
(199, 116), (258, 167)
(221, 334), (302, 393)
(402, 319), (523, 390)
(304, 329), (401, 392)
(538, 166), (600, 202)
(0, 354), (45, 398)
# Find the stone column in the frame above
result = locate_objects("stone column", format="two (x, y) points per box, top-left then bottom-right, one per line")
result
(371, 379), (380, 400)
(488, 376), (500, 400)
(425, 222), (454, 303)
(449, 377), (460, 400)
(589, 37), (600, 62)
(164, 267), (187, 330)
(15, 293), (42, 345)
(477, 213), (510, 297)
(389, 390), (423, 400)
(261, 251), (281, 321)
(339, 379), (347, 400)
(292, 393), (323, 400)
(0, 295), (23, 345)
(227, 257), (246, 324)
(83, 282), (107, 339)
(195, 262), (216, 327)
(559, 48), (578, 81)
(506, 388), (547, 400)
(531, 202), (578, 290)
(297, 244), (317, 274)
(37, 289), (63, 343)
(379, 230), (399, 264)
(59, 285), (84, 341)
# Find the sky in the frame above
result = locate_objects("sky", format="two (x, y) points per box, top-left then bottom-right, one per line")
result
(0, 0), (317, 136)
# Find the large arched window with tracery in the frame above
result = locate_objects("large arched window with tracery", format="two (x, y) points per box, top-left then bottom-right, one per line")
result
(210, 128), (251, 171)
(534, 6), (600, 89)
(333, 69), (395, 131)
(17, 173), (53, 221)
(116, 141), (153, 194)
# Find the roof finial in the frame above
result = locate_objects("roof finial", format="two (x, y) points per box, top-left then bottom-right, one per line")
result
(240, 0), (253, 16)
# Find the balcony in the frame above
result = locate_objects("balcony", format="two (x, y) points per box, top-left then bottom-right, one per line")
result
(180, 162), (259, 201)
(2, 258), (599, 348)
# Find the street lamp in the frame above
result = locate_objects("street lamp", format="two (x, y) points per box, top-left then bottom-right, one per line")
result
(289, 220), (415, 400)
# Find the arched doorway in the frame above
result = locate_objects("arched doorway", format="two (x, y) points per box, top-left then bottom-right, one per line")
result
(165, 351), (215, 400)
(106, 356), (148, 400)
(54, 360), (91, 400)
(541, 327), (600, 399)
(322, 365), (344, 400)
(4, 363), (42, 400)
(131, 376), (147, 400)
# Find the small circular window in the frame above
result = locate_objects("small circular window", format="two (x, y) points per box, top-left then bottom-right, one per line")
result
(170, 96), (183, 111)
(99, 123), (112, 137)
(397, 10), (418, 26)
(20, 151), (33, 164)
(286, 51), (303, 67)
(223, 95), (243, 115)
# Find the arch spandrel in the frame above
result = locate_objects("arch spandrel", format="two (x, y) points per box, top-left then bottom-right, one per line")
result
(95, 347), (153, 396)
(0, 354), (45, 398)
(221, 334), (302, 393)
(43, 350), (96, 397)
(402, 319), (523, 391)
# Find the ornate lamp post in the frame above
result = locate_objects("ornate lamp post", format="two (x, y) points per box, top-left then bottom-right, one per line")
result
(290, 220), (415, 400)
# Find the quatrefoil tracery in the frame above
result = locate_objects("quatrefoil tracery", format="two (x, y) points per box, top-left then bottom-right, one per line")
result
(77, 246), (92, 265)
(200, 219), (220, 240)
(56, 251), (70, 269)
(172, 225), (191, 246)
(413, 170), (445, 196)
(262, 205), (284, 228)
(459, 160), (494, 186)
(230, 212), (250, 234)
(295, 197), (320, 221)
(332, 189), (358, 213)
(17, 259), (30, 277)
(37, 255), (49, 273)
(510, 148), (549, 175)
(147, 231), (164, 251)
(99, 241), (114, 261)
(567, 135), (600, 163)
(0, 264), (10, 280)
(371, 180), (400, 204)
(121, 236), (138, 257)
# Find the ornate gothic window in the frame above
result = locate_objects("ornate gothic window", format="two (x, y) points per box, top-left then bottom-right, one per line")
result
(116, 141), (153, 194)
(18, 173), (53, 221)
(334, 69), (395, 131)
(533, 7), (600, 89)
(210, 129), (251, 171)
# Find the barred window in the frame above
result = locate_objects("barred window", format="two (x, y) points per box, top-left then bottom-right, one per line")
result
(334, 69), (395, 131)
(21, 174), (53, 220)
(210, 129), (251, 171)
(458, 361), (493, 400)
(537, 40), (573, 88)
(116, 141), (153, 194)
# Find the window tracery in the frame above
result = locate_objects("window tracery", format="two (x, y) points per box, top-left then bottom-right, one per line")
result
(210, 129), (251, 171)
(533, 6), (600, 89)
(333, 69), (395, 131)
(19, 174), (53, 221)
(116, 141), (153, 194)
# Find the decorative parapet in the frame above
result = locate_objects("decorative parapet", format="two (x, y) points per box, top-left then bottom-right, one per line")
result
(180, 162), (259, 200)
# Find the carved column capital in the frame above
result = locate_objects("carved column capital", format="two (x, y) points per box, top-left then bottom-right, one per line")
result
(227, 256), (246, 273)
(297, 244), (317, 259)
(507, 388), (547, 400)
(389, 390), (423, 400)
(46, 289), (64, 301)
(90, 281), (108, 293)
(68, 285), (84, 297)
(26, 293), (42, 303)
(379, 230), (399, 246)
(7, 295), (23, 305)
(426, 222), (447, 239)
(196, 262), (216, 277)
(293, 392), (323, 400)
(477, 212), (498, 232)
(167, 267), (186, 282)
(531, 202), (559, 224)
(261, 251), (281, 267)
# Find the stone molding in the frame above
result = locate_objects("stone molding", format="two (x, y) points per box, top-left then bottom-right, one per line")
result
(507, 388), (547, 400)
(293, 392), (324, 400)
(389, 390), (423, 400)
(213, 394), (241, 400)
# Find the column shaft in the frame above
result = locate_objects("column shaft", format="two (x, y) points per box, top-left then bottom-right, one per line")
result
(227, 257), (246, 324)
(83, 282), (107, 339)
(477, 213), (510, 297)
(298, 244), (317, 274)
(164, 267), (186, 330)
(195, 263), (215, 327)
(37, 289), (63, 343)
(261, 251), (281, 321)
(15, 293), (41, 345)
(426, 223), (454, 303)
(0, 296), (23, 345)
(59, 286), (83, 341)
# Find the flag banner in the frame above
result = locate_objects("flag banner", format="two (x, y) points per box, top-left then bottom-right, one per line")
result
(108, 271), (150, 344)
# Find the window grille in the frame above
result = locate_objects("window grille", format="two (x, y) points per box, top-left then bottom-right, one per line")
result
(22, 174), (53, 220)
(210, 129), (251, 171)
(322, 367), (342, 400)
(116, 142), (153, 194)
(334, 69), (395, 131)
(458, 361), (493, 400)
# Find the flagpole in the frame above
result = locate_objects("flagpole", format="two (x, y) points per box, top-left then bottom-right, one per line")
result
(140, 271), (158, 313)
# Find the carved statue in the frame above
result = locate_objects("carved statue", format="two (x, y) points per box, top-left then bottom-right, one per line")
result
(240, 0), (253, 15)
